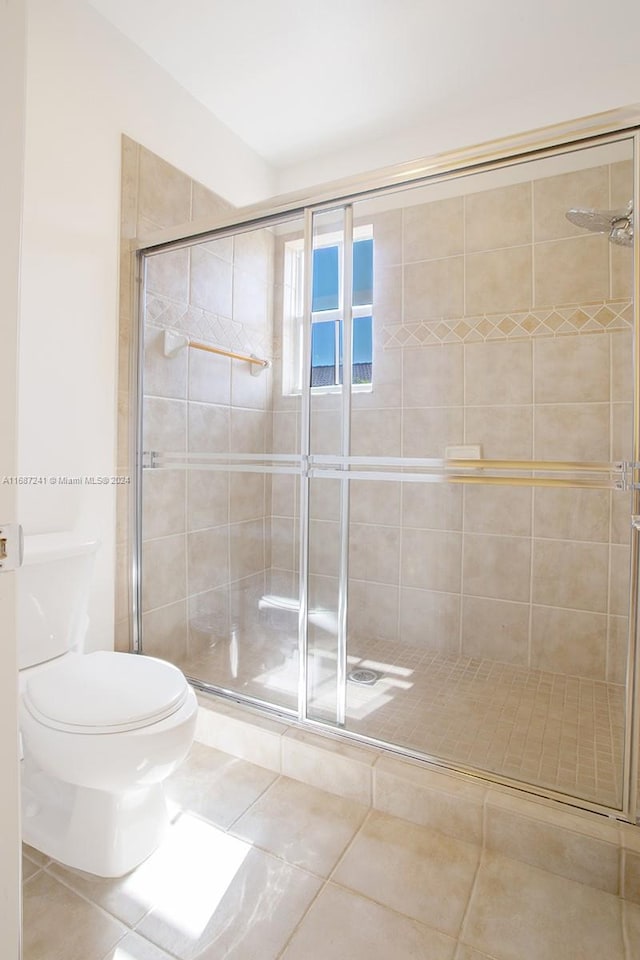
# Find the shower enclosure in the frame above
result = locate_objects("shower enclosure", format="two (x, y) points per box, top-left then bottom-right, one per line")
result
(130, 116), (640, 820)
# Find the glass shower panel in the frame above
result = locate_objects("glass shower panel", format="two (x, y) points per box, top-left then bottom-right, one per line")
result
(140, 215), (304, 712)
(341, 137), (635, 808)
(306, 207), (349, 723)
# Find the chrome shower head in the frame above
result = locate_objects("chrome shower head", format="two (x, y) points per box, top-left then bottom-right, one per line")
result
(565, 200), (633, 246)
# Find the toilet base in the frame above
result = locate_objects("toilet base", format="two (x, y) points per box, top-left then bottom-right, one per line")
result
(21, 754), (170, 877)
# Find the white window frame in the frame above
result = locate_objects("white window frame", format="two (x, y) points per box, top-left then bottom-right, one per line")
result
(282, 225), (373, 396)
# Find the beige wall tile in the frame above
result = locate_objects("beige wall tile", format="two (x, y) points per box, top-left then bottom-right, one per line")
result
(190, 246), (233, 317)
(230, 519), (266, 580)
(464, 339), (532, 405)
(188, 349), (231, 405)
(611, 490), (631, 546)
(401, 483), (463, 532)
(534, 403), (609, 461)
(464, 485), (532, 537)
(191, 179), (232, 222)
(187, 469), (228, 531)
(609, 543), (631, 616)
(611, 244), (633, 299)
(484, 802), (619, 893)
(369, 208), (403, 267)
(187, 401), (229, 453)
(309, 477), (340, 521)
(461, 596), (529, 664)
(624, 850), (640, 905)
(271, 474), (297, 518)
(466, 246), (532, 314)
(142, 600), (188, 663)
(143, 397), (187, 452)
(403, 343), (464, 407)
(138, 147), (191, 228)
(373, 263), (402, 324)
(610, 159), (634, 208)
(534, 334), (609, 403)
(348, 580), (399, 642)
(232, 268), (271, 330)
(269, 517), (297, 571)
(352, 346), (402, 410)
(463, 534), (531, 602)
(611, 402), (632, 460)
(230, 408), (267, 453)
(465, 405), (533, 459)
(533, 487), (610, 542)
(533, 165), (609, 242)
(273, 410), (299, 453)
(532, 539), (609, 612)
(229, 472), (265, 523)
(531, 606), (607, 679)
(309, 518), (340, 578)
(398, 587), (460, 652)
(234, 229), (273, 284)
(404, 256), (464, 320)
(189, 588), (230, 655)
(401, 529), (462, 593)
(607, 615), (629, 685)
(187, 527), (230, 594)
(534, 235), (609, 306)
(350, 522), (401, 584)
(145, 247), (189, 302)
(465, 182), (532, 253)
(142, 470), (186, 540)
(404, 196), (464, 262)
(120, 136), (139, 242)
(351, 408), (402, 457)
(144, 324), (188, 400)
(611, 330), (633, 402)
(350, 479), (401, 526)
(142, 534), (187, 612)
(231, 362), (270, 411)
(310, 409), (341, 455)
(403, 407), (464, 458)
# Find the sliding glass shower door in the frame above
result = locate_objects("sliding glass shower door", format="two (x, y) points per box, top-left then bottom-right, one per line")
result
(136, 125), (638, 818)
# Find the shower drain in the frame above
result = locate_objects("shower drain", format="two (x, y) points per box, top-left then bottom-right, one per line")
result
(347, 668), (381, 686)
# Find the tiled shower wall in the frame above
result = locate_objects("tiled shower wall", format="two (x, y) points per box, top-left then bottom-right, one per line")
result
(270, 159), (634, 686)
(117, 137), (278, 662)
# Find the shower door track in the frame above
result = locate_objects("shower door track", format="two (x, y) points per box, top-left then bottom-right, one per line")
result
(130, 109), (640, 824)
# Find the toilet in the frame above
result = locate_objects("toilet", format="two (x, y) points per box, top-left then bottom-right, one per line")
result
(18, 532), (197, 877)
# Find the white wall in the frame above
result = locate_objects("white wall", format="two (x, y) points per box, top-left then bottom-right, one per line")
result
(0, 1), (25, 954)
(19, 0), (275, 651)
(276, 62), (640, 194)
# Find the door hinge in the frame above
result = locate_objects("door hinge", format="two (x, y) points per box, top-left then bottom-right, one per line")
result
(0, 523), (24, 571)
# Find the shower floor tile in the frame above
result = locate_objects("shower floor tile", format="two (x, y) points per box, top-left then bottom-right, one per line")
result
(179, 633), (625, 808)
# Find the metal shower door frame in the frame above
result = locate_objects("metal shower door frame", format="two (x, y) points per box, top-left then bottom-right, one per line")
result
(130, 112), (640, 822)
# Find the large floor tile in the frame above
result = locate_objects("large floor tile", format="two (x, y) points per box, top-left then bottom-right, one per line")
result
(230, 776), (368, 876)
(47, 856), (157, 928)
(280, 882), (456, 960)
(331, 810), (480, 937)
(23, 854), (42, 882)
(164, 742), (277, 828)
(100, 932), (176, 960)
(134, 814), (321, 960)
(461, 850), (625, 960)
(23, 871), (126, 960)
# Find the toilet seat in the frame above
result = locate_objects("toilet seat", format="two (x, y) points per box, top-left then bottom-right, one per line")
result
(23, 651), (189, 734)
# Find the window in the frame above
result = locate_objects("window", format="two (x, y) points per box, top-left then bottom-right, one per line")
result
(282, 227), (374, 395)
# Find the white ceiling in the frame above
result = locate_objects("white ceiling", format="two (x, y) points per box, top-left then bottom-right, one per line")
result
(88, 0), (640, 171)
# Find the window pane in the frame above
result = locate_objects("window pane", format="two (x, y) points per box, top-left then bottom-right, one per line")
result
(311, 319), (336, 387)
(353, 239), (373, 306)
(336, 316), (372, 386)
(312, 246), (339, 311)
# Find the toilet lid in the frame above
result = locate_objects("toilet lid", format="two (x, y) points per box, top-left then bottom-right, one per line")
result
(23, 652), (190, 733)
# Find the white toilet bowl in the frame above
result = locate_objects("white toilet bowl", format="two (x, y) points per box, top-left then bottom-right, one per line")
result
(20, 651), (197, 877)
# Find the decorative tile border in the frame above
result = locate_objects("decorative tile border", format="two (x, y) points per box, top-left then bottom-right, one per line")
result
(383, 299), (632, 349)
(145, 294), (274, 361)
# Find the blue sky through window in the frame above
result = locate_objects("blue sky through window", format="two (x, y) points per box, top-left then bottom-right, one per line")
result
(311, 239), (373, 373)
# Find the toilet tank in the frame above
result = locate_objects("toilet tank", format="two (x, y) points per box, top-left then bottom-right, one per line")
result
(18, 533), (100, 670)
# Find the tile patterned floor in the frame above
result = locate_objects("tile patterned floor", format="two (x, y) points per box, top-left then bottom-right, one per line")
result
(22, 742), (640, 960)
(179, 631), (625, 807)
